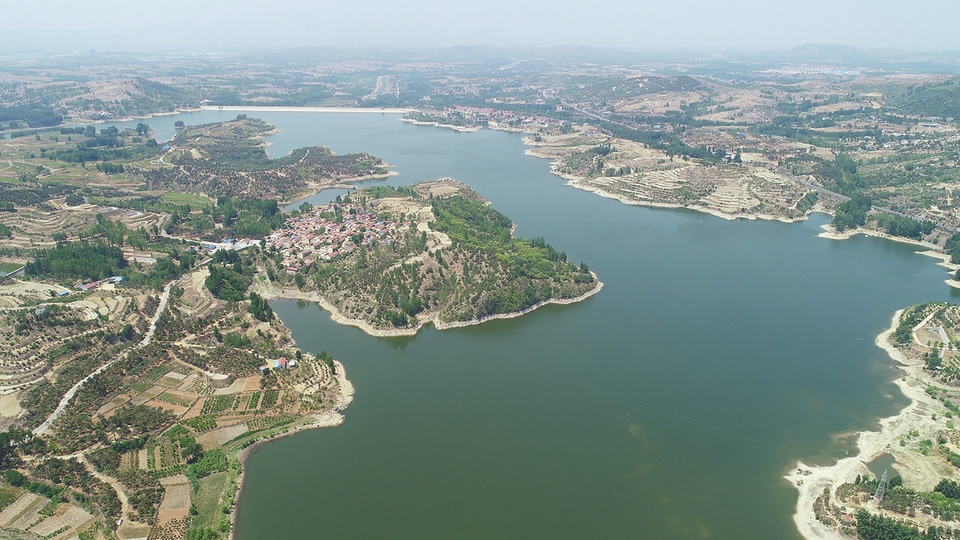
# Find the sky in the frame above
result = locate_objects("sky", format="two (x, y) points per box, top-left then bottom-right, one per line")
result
(3, 0), (960, 53)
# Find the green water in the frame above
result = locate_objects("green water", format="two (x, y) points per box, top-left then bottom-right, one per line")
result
(132, 111), (960, 538)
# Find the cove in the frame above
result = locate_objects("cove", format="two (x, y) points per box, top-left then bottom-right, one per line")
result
(108, 110), (960, 539)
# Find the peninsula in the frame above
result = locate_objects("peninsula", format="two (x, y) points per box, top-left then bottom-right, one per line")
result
(791, 302), (960, 539)
(257, 179), (601, 336)
(0, 113), (601, 540)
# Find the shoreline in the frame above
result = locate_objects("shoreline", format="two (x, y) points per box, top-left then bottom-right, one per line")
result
(522, 146), (810, 225)
(229, 359), (354, 540)
(563, 174), (806, 224)
(787, 310), (946, 539)
(541, 152), (952, 252)
(400, 117), (482, 132)
(434, 277), (604, 330)
(254, 274), (604, 338)
(80, 107), (203, 125)
(201, 105), (413, 114)
(817, 223), (943, 252)
(279, 170), (400, 207)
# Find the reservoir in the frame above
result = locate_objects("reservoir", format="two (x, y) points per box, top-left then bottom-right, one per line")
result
(111, 111), (960, 538)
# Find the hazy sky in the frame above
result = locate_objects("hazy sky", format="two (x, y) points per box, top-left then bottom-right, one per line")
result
(3, 0), (960, 53)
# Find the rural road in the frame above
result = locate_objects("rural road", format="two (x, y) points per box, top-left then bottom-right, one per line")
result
(32, 279), (176, 436)
(78, 452), (133, 525)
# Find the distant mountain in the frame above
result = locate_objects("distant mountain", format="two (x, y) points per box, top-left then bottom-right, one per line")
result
(778, 43), (908, 62)
(252, 45), (697, 69)
(733, 43), (960, 72)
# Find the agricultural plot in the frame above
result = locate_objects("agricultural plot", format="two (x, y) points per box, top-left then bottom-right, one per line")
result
(131, 385), (168, 407)
(119, 450), (139, 472)
(157, 391), (197, 408)
(0, 256), (353, 539)
(180, 415), (217, 432)
(191, 472), (228, 531)
(260, 390), (279, 409)
(196, 423), (248, 450)
(157, 375), (187, 388)
(0, 493), (42, 527)
(199, 395), (236, 415)
(145, 439), (188, 475)
(157, 475), (192, 525)
(532, 128), (817, 222)
(0, 201), (162, 252)
(129, 364), (174, 393)
(211, 377), (246, 396)
(28, 504), (92, 537)
(0, 303), (98, 395)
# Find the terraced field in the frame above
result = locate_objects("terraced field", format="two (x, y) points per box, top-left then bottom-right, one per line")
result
(0, 492), (92, 540)
(529, 128), (818, 221)
(0, 201), (163, 252)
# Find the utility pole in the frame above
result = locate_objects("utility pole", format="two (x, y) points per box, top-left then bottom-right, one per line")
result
(873, 469), (888, 504)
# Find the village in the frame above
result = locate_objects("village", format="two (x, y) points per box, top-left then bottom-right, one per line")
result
(264, 200), (410, 273)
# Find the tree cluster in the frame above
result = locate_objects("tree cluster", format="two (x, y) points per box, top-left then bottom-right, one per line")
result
(25, 241), (127, 281)
(856, 509), (946, 539)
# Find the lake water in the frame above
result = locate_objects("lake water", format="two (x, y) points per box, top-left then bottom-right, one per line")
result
(109, 111), (960, 539)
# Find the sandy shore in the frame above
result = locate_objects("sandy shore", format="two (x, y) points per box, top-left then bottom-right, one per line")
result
(201, 105), (412, 114)
(229, 359), (353, 539)
(255, 275), (604, 338)
(818, 224), (943, 252)
(522, 146), (808, 225)
(562, 173), (805, 224)
(787, 310), (949, 539)
(87, 108), (202, 124)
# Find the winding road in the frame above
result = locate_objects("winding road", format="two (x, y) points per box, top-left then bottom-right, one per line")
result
(32, 279), (177, 436)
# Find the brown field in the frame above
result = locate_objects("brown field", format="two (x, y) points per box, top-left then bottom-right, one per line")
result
(0, 493), (41, 527)
(212, 377), (247, 396)
(157, 475), (192, 525)
(131, 385), (167, 406)
(145, 398), (189, 416)
(176, 266), (221, 319)
(28, 504), (93, 537)
(156, 389), (199, 408)
(196, 422), (248, 450)
(242, 375), (262, 392)
(7, 494), (45, 530)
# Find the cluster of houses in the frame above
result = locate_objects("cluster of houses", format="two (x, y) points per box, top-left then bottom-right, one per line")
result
(77, 275), (123, 291)
(417, 104), (565, 131)
(265, 203), (410, 273)
(260, 356), (297, 372)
